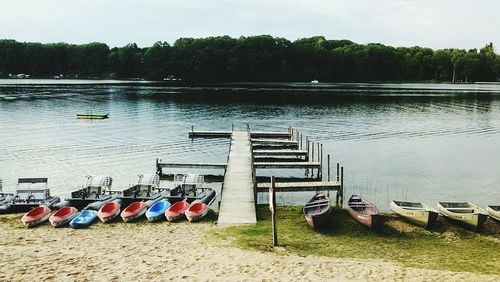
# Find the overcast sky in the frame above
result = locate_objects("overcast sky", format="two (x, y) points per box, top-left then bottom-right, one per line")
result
(0, 0), (498, 50)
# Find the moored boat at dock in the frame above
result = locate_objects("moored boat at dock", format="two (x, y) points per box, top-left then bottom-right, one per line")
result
(303, 192), (332, 229)
(390, 200), (438, 229)
(54, 175), (117, 210)
(0, 178), (60, 214)
(347, 195), (382, 229)
(436, 202), (488, 231)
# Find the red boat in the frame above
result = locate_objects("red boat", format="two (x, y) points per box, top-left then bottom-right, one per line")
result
(98, 200), (121, 223)
(121, 201), (147, 222)
(21, 206), (52, 227)
(165, 201), (190, 222)
(49, 206), (78, 227)
(185, 201), (208, 222)
(347, 195), (383, 229)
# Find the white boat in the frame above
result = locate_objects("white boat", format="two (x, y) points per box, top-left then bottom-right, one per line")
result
(436, 202), (488, 231)
(310, 80), (319, 84)
(486, 205), (500, 221)
(390, 200), (438, 229)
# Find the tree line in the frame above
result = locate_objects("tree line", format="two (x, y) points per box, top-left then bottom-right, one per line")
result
(0, 36), (499, 83)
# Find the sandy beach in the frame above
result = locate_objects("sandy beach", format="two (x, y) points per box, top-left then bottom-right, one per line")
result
(0, 214), (498, 282)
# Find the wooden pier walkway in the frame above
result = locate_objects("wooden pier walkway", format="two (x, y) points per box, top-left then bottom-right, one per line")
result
(217, 131), (257, 226)
(256, 181), (340, 192)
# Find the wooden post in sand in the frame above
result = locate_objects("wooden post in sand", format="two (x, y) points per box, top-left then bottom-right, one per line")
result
(270, 176), (278, 246)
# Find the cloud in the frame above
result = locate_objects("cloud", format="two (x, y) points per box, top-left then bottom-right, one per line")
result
(0, 0), (498, 50)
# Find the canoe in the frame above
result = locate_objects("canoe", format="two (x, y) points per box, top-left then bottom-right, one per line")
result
(98, 199), (122, 223)
(146, 199), (171, 222)
(49, 206), (78, 227)
(165, 201), (190, 222)
(347, 195), (383, 229)
(303, 193), (332, 229)
(21, 206), (52, 227)
(69, 210), (98, 228)
(486, 205), (500, 221)
(436, 202), (488, 231)
(121, 201), (148, 222)
(390, 200), (438, 229)
(185, 201), (209, 222)
(76, 114), (109, 119)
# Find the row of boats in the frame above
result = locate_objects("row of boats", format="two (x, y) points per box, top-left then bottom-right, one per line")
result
(0, 174), (216, 228)
(304, 193), (499, 231)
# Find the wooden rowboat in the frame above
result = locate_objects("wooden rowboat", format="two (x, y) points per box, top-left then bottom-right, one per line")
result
(303, 193), (332, 229)
(436, 202), (488, 231)
(347, 195), (382, 229)
(76, 114), (109, 119)
(390, 200), (438, 229)
(486, 205), (500, 222)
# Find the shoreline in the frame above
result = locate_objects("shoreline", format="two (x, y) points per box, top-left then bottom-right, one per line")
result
(1, 209), (499, 281)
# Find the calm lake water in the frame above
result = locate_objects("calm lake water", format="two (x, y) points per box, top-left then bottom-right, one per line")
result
(1, 80), (499, 210)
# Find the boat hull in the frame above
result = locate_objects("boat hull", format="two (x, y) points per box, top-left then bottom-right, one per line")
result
(49, 207), (78, 227)
(98, 200), (121, 223)
(303, 193), (332, 229)
(185, 202), (208, 222)
(146, 199), (171, 222)
(69, 210), (98, 228)
(21, 206), (52, 227)
(437, 202), (488, 231)
(121, 201), (148, 222)
(347, 195), (382, 229)
(486, 206), (500, 222)
(390, 201), (438, 229)
(165, 201), (190, 222)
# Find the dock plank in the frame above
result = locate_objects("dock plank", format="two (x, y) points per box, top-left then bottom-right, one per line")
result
(253, 149), (308, 156)
(254, 162), (320, 169)
(256, 181), (340, 192)
(218, 131), (257, 226)
(157, 162), (227, 169)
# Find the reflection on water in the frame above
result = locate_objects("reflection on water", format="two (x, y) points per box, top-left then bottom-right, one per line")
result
(1, 81), (499, 210)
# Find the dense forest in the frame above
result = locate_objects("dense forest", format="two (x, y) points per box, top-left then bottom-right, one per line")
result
(0, 36), (499, 83)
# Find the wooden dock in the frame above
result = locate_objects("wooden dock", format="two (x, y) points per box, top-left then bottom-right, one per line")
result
(256, 181), (341, 192)
(217, 131), (257, 226)
(158, 126), (345, 226)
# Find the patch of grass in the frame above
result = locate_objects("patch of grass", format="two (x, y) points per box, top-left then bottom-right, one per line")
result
(211, 206), (500, 275)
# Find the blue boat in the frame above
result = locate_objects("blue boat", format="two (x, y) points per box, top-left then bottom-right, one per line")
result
(69, 209), (98, 228)
(146, 199), (171, 222)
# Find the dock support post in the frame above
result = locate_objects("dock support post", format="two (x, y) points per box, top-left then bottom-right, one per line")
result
(156, 158), (161, 174)
(327, 154), (331, 181)
(231, 123), (234, 132)
(300, 134), (303, 150)
(311, 142), (314, 162)
(340, 167), (344, 206)
(320, 144), (323, 178)
(336, 163), (340, 181)
(271, 176), (278, 246)
(296, 130), (299, 143)
(306, 137), (309, 161)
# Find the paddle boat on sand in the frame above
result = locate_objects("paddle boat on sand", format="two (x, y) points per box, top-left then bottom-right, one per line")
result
(49, 206), (79, 227)
(69, 209), (98, 228)
(146, 199), (171, 222)
(53, 175), (118, 211)
(21, 205), (52, 227)
(98, 199), (122, 223)
(0, 178), (60, 214)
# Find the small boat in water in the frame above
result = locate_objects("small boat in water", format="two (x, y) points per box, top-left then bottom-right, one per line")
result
(146, 199), (171, 222)
(49, 206), (79, 227)
(98, 199), (122, 223)
(347, 195), (383, 229)
(486, 205), (500, 222)
(0, 178), (60, 214)
(390, 200), (438, 229)
(76, 114), (109, 119)
(165, 201), (190, 222)
(69, 210), (98, 228)
(303, 192), (332, 229)
(436, 202), (488, 231)
(21, 205), (52, 227)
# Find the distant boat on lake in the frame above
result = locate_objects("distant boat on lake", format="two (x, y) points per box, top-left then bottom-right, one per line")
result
(76, 113), (109, 119)
(310, 80), (319, 84)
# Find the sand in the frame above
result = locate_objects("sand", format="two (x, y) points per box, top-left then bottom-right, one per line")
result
(0, 214), (498, 282)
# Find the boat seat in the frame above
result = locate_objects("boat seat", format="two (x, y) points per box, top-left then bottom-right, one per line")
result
(305, 200), (330, 206)
(30, 189), (48, 201)
(15, 190), (31, 201)
(305, 203), (330, 209)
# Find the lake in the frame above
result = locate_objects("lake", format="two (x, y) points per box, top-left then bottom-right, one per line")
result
(1, 80), (499, 210)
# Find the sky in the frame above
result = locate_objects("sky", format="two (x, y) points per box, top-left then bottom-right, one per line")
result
(0, 0), (498, 50)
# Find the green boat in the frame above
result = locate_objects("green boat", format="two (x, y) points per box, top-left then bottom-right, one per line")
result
(76, 114), (109, 119)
